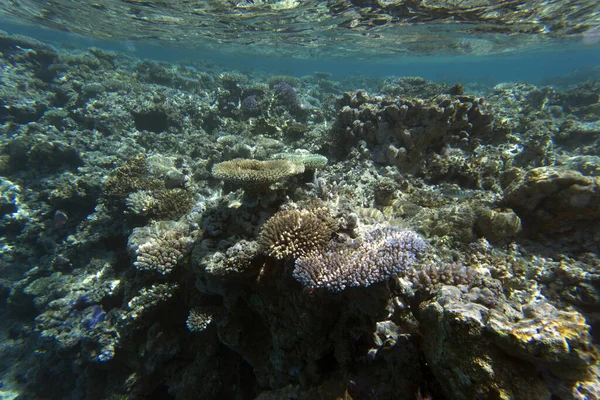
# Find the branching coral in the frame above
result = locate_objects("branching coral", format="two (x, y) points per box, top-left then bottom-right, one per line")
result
(258, 208), (338, 259)
(125, 283), (179, 320)
(212, 158), (305, 188)
(104, 154), (154, 198)
(133, 229), (196, 275)
(186, 306), (223, 332)
(293, 227), (427, 292)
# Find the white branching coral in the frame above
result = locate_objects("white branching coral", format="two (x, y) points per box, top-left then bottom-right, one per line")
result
(293, 227), (427, 292)
(134, 230), (196, 275)
(186, 307), (222, 332)
(126, 283), (179, 320)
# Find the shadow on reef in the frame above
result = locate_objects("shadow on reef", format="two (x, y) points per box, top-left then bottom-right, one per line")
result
(0, 32), (599, 400)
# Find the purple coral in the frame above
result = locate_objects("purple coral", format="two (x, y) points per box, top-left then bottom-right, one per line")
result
(293, 227), (427, 292)
(273, 82), (299, 108)
(82, 305), (106, 329)
(241, 94), (260, 114)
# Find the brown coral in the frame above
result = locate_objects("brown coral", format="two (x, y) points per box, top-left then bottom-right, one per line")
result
(212, 159), (305, 188)
(103, 155), (162, 198)
(258, 208), (338, 259)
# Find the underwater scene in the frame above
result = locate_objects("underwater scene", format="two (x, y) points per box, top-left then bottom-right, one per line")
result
(0, 1), (600, 399)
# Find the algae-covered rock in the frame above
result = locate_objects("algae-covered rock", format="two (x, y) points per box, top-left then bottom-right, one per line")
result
(488, 302), (598, 380)
(475, 207), (522, 243)
(418, 286), (598, 400)
(503, 166), (600, 233)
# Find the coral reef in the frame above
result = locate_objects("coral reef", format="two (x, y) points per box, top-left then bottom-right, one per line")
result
(125, 282), (179, 320)
(503, 166), (600, 236)
(0, 31), (598, 400)
(419, 285), (598, 399)
(330, 90), (494, 172)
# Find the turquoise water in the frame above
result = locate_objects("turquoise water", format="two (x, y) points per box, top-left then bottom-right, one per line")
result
(1, 3), (600, 400)
(3, 18), (600, 83)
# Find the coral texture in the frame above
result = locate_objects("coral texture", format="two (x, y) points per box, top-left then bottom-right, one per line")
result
(270, 151), (328, 170)
(293, 227), (427, 291)
(186, 306), (221, 332)
(133, 229), (196, 275)
(125, 283), (179, 320)
(258, 208), (338, 259)
(212, 158), (305, 188)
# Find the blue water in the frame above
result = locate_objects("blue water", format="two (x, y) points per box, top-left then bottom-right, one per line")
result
(3, 19), (600, 84)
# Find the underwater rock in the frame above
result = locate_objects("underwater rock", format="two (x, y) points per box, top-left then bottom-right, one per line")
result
(488, 302), (598, 380)
(475, 207), (522, 243)
(503, 166), (600, 234)
(331, 90), (494, 170)
(418, 286), (598, 399)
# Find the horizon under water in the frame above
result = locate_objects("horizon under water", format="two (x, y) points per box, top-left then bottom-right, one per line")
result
(0, 1), (600, 400)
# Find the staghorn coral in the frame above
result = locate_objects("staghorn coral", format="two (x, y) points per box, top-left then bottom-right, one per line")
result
(125, 283), (179, 320)
(410, 262), (481, 292)
(241, 94), (260, 114)
(152, 188), (195, 220)
(200, 240), (261, 279)
(258, 208), (338, 260)
(293, 226), (427, 292)
(103, 155), (160, 198)
(272, 81), (300, 109)
(133, 228), (196, 275)
(186, 306), (223, 332)
(125, 187), (194, 220)
(212, 158), (305, 188)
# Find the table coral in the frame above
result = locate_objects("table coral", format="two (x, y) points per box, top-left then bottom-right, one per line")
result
(212, 158), (305, 188)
